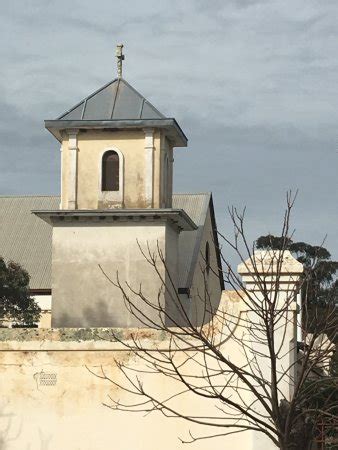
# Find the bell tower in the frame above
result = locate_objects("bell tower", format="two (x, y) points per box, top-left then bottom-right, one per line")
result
(36, 45), (196, 328)
(45, 45), (186, 211)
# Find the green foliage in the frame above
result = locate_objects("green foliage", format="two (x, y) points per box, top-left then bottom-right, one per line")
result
(301, 356), (338, 448)
(255, 234), (338, 306)
(257, 235), (338, 447)
(0, 257), (41, 326)
(256, 235), (293, 251)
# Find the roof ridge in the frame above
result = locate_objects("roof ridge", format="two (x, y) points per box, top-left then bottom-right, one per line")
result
(57, 79), (118, 120)
(173, 192), (211, 196)
(0, 194), (60, 198)
(120, 78), (166, 119)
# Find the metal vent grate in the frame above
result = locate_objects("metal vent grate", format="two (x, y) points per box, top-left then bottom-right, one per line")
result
(38, 371), (57, 386)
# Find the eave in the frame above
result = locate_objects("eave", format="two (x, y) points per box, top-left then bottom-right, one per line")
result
(32, 209), (197, 232)
(44, 118), (188, 147)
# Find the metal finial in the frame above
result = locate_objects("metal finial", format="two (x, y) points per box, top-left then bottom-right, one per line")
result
(116, 44), (125, 78)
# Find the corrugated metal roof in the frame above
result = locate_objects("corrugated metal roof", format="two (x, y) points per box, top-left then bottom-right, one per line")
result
(58, 78), (165, 121)
(0, 196), (59, 290)
(0, 194), (210, 290)
(173, 193), (211, 288)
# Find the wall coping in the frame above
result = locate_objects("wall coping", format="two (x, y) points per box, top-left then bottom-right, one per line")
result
(238, 250), (303, 276)
(0, 327), (169, 351)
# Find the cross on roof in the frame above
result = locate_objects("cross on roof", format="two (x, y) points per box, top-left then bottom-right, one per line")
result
(116, 44), (125, 79)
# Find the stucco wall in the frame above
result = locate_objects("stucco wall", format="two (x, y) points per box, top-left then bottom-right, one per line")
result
(0, 298), (255, 450)
(189, 207), (222, 326)
(60, 129), (173, 210)
(33, 295), (52, 328)
(51, 221), (179, 328)
(160, 134), (173, 208)
(0, 287), (299, 450)
(164, 223), (181, 325)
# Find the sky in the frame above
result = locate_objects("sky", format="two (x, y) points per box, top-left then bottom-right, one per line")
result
(0, 0), (337, 267)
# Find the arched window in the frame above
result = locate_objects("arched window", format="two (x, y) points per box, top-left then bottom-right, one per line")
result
(205, 242), (210, 275)
(102, 151), (119, 191)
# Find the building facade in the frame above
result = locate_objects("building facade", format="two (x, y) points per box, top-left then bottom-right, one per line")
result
(0, 49), (303, 450)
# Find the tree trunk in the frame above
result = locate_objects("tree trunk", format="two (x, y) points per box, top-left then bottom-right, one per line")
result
(279, 436), (313, 450)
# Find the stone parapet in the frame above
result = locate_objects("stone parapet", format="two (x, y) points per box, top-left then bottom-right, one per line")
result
(238, 250), (303, 292)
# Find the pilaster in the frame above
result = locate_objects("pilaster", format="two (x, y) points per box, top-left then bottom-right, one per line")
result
(67, 129), (79, 209)
(59, 145), (63, 209)
(237, 250), (303, 449)
(144, 128), (154, 208)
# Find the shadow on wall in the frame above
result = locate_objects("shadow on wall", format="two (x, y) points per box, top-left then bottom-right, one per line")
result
(57, 299), (113, 328)
(55, 250), (223, 328)
(0, 406), (52, 450)
(0, 405), (20, 450)
(55, 282), (223, 329)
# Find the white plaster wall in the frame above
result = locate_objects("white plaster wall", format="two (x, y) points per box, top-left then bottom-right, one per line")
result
(33, 295), (52, 312)
(60, 129), (170, 210)
(237, 250), (302, 450)
(0, 313), (254, 450)
(242, 293), (296, 450)
(0, 258), (299, 450)
(51, 222), (179, 328)
(0, 287), (299, 450)
(32, 295), (52, 328)
(190, 208), (222, 326)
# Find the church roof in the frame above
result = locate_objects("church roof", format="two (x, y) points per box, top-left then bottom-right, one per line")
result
(0, 196), (58, 291)
(0, 194), (214, 291)
(57, 78), (165, 121)
(45, 78), (187, 146)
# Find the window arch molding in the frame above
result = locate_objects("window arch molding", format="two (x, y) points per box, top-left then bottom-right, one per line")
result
(98, 147), (124, 205)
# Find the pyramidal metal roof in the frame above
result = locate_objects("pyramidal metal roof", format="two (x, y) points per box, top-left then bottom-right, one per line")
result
(45, 77), (187, 146)
(57, 78), (166, 121)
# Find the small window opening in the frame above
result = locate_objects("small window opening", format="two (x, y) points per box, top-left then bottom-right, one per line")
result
(102, 151), (119, 191)
(205, 242), (210, 275)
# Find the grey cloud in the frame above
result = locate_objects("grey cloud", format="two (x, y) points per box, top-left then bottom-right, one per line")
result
(0, 0), (337, 264)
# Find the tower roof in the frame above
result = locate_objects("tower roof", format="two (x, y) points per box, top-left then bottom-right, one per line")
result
(45, 78), (187, 146)
(57, 78), (165, 121)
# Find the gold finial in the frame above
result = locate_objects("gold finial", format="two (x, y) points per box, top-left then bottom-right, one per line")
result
(116, 44), (125, 79)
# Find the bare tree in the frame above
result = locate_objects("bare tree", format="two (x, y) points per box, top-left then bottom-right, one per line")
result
(92, 193), (337, 450)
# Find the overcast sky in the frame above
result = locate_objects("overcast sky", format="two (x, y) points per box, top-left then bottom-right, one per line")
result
(0, 0), (337, 265)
